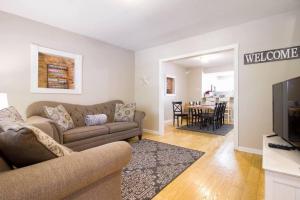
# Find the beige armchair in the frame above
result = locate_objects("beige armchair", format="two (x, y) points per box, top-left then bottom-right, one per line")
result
(0, 141), (132, 200)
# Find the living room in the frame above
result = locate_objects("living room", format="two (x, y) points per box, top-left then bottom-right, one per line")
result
(0, 1), (300, 200)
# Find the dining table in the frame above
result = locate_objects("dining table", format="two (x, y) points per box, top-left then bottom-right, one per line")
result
(187, 104), (215, 110)
(185, 104), (214, 126)
(186, 104), (215, 115)
(185, 103), (233, 125)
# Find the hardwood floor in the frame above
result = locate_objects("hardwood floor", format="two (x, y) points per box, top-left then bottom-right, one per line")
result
(140, 123), (264, 200)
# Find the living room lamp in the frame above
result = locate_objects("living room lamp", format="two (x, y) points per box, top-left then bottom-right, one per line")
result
(0, 93), (8, 110)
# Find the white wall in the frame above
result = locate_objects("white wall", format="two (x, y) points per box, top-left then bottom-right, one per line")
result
(135, 9), (300, 150)
(202, 71), (234, 95)
(0, 11), (135, 117)
(163, 63), (188, 121)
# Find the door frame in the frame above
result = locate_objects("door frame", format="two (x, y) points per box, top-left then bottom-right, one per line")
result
(158, 44), (239, 149)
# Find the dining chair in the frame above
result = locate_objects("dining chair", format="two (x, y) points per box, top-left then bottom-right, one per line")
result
(221, 102), (227, 125)
(172, 101), (189, 127)
(202, 103), (222, 130)
(190, 108), (197, 126)
(197, 108), (204, 128)
(224, 101), (233, 124)
(191, 108), (202, 126)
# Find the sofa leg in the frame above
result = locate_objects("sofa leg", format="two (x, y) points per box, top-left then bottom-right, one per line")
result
(138, 135), (142, 140)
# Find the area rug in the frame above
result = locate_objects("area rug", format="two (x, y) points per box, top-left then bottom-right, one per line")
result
(121, 139), (204, 200)
(177, 124), (234, 136)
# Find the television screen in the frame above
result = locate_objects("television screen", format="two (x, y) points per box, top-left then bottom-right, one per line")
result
(287, 77), (300, 142)
(273, 77), (300, 147)
(273, 82), (284, 138)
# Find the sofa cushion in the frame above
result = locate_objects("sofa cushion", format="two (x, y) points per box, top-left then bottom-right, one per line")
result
(44, 105), (74, 132)
(0, 156), (11, 172)
(0, 122), (72, 168)
(0, 106), (24, 123)
(63, 125), (109, 143)
(85, 114), (107, 126)
(105, 122), (138, 133)
(114, 103), (136, 122)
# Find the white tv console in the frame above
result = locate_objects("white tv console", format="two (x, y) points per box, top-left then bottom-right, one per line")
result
(263, 135), (300, 200)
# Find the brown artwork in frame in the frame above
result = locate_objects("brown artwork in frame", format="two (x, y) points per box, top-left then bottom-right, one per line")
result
(165, 75), (176, 96)
(38, 53), (75, 89)
(31, 44), (82, 94)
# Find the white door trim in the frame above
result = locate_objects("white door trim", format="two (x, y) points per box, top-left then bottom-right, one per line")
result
(158, 44), (240, 149)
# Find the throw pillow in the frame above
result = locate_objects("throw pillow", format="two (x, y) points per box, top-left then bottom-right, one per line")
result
(114, 103), (136, 122)
(0, 106), (24, 123)
(0, 121), (72, 168)
(85, 114), (107, 126)
(44, 105), (74, 132)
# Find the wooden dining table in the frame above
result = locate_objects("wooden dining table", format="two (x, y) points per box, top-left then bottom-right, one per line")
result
(186, 104), (216, 117)
(185, 103), (233, 125)
(184, 104), (214, 126)
(187, 104), (215, 110)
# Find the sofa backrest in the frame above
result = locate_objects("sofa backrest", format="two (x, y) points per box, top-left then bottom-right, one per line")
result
(26, 100), (123, 127)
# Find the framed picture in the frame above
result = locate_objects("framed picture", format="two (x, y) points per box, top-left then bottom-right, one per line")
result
(165, 75), (176, 96)
(30, 44), (82, 94)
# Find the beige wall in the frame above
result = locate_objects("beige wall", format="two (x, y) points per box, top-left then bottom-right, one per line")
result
(163, 63), (188, 121)
(186, 67), (203, 101)
(135, 9), (300, 150)
(0, 11), (135, 117)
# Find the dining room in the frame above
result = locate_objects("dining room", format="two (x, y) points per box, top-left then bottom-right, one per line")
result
(163, 49), (235, 135)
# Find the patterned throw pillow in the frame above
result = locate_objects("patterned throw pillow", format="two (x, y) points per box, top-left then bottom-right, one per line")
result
(0, 106), (24, 123)
(114, 103), (136, 122)
(27, 125), (73, 156)
(85, 114), (107, 126)
(44, 105), (74, 132)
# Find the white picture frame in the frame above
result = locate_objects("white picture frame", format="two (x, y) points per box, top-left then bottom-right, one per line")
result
(30, 44), (82, 94)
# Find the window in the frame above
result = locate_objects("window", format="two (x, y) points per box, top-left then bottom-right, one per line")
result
(165, 76), (176, 96)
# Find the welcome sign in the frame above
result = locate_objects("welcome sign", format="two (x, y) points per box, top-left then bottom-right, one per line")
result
(244, 46), (300, 65)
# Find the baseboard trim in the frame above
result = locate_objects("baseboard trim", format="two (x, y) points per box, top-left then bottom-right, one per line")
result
(237, 146), (262, 155)
(164, 120), (172, 123)
(143, 129), (159, 135)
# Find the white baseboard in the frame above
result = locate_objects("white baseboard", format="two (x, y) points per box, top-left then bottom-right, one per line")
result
(237, 146), (262, 155)
(164, 119), (172, 123)
(143, 129), (159, 135)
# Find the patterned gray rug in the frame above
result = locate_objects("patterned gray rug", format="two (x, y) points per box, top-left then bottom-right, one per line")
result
(121, 139), (204, 200)
(177, 124), (234, 136)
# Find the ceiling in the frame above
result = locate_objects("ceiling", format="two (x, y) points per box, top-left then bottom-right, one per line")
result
(0, 0), (299, 50)
(169, 50), (234, 68)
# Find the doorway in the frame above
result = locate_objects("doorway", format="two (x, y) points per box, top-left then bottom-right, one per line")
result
(158, 44), (239, 149)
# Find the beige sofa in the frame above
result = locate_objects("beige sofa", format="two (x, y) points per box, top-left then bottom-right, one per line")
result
(0, 141), (132, 200)
(26, 100), (145, 151)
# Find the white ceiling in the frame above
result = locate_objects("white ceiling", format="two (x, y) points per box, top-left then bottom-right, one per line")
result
(0, 0), (299, 50)
(169, 50), (234, 68)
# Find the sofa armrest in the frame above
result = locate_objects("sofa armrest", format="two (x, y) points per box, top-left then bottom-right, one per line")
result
(26, 116), (62, 143)
(134, 110), (145, 132)
(0, 141), (132, 200)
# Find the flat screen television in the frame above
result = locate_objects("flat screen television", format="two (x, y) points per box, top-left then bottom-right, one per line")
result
(273, 76), (300, 148)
